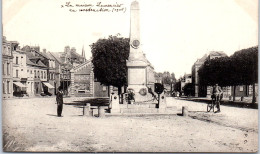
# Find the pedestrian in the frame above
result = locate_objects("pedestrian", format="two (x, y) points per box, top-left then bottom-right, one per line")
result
(211, 84), (223, 113)
(56, 87), (64, 117)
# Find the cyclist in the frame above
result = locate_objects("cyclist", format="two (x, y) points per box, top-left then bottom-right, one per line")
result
(211, 84), (223, 113)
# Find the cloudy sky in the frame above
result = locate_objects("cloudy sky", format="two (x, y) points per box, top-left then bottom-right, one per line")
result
(3, 0), (258, 78)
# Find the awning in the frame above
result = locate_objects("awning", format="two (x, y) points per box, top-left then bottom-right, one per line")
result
(42, 82), (55, 89)
(21, 78), (27, 81)
(13, 82), (27, 88)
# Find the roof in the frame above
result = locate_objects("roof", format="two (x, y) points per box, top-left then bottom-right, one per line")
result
(26, 56), (37, 66)
(75, 67), (91, 75)
(199, 54), (208, 62)
(209, 51), (228, 57)
(34, 50), (49, 60)
(37, 60), (47, 67)
(26, 55), (47, 68)
(12, 50), (25, 54)
(71, 50), (85, 60)
(184, 74), (192, 78)
(49, 52), (63, 64)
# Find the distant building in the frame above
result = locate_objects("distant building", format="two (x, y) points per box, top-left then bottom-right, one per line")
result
(49, 46), (87, 95)
(22, 45), (52, 96)
(70, 60), (94, 97)
(181, 74), (192, 91)
(2, 36), (13, 99)
(154, 73), (162, 84)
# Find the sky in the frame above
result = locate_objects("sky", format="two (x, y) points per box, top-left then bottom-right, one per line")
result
(3, 0), (258, 78)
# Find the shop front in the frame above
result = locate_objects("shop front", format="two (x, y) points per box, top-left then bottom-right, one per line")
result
(42, 82), (55, 96)
(13, 82), (27, 97)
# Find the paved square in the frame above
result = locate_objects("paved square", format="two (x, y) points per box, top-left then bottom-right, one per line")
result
(2, 97), (258, 152)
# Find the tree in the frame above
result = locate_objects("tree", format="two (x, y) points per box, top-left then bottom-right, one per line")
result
(162, 71), (171, 84)
(91, 35), (130, 94)
(198, 56), (231, 87)
(183, 83), (194, 96)
(230, 46), (258, 103)
(174, 79), (181, 93)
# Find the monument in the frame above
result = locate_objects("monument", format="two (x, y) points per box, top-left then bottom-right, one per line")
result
(127, 1), (155, 103)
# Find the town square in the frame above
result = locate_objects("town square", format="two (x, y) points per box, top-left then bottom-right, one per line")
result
(2, 0), (258, 152)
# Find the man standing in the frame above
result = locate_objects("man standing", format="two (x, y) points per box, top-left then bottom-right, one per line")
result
(56, 87), (64, 117)
(211, 84), (223, 113)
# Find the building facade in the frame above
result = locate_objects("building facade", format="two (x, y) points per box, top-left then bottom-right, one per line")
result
(12, 43), (28, 97)
(2, 37), (13, 99)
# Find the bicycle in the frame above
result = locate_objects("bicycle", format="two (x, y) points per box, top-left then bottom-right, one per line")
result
(207, 98), (216, 112)
(207, 93), (222, 112)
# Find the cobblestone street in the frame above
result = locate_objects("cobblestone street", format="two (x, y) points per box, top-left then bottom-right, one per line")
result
(2, 97), (258, 152)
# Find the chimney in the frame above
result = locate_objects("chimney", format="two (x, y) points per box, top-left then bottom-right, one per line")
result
(43, 49), (46, 53)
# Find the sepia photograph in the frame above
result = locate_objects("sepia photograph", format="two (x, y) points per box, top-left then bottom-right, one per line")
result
(2, 0), (258, 152)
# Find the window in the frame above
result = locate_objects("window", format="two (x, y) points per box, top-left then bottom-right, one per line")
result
(7, 63), (9, 75)
(240, 86), (244, 92)
(16, 57), (18, 64)
(21, 57), (23, 65)
(27, 70), (29, 73)
(30, 70), (32, 74)
(3, 47), (6, 55)
(7, 81), (10, 94)
(34, 70), (37, 78)
(16, 70), (18, 77)
(21, 69), (23, 71)
(2, 63), (5, 75)
(3, 82), (5, 94)
(38, 71), (40, 78)
(102, 86), (107, 91)
(44, 72), (46, 79)
(41, 71), (43, 79)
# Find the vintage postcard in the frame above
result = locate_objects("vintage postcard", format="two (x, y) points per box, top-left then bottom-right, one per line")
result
(2, 0), (258, 152)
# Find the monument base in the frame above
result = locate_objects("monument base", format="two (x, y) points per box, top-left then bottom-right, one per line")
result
(127, 85), (154, 103)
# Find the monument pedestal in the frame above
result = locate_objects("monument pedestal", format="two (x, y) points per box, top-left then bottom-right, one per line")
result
(127, 60), (151, 103)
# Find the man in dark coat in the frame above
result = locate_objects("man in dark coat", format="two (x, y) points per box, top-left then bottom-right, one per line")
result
(211, 84), (223, 113)
(56, 87), (64, 117)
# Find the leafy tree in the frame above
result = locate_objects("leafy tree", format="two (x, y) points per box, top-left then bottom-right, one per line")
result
(171, 73), (176, 83)
(198, 56), (231, 87)
(162, 71), (171, 84)
(230, 46), (258, 103)
(91, 35), (130, 94)
(183, 83), (194, 96)
(174, 79), (181, 93)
